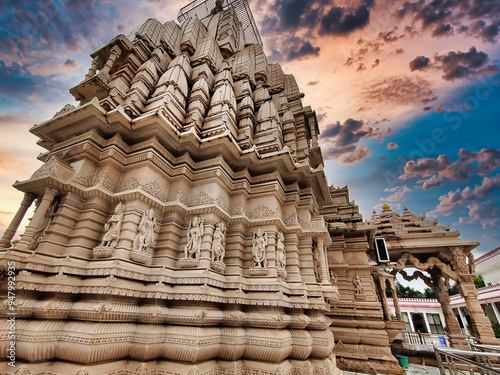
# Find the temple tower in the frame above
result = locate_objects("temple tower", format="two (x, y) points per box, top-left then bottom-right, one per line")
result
(0, 1), (341, 374)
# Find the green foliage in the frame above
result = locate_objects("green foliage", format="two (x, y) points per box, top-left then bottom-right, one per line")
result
(448, 283), (460, 296)
(424, 288), (436, 298)
(474, 275), (486, 289)
(492, 323), (500, 338)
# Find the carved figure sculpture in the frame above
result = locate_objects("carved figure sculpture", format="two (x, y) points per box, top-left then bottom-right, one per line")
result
(211, 221), (226, 263)
(185, 216), (204, 259)
(468, 252), (476, 275)
(312, 241), (321, 282)
(252, 228), (268, 268)
(101, 202), (124, 248)
(453, 247), (469, 275)
(31, 197), (60, 250)
(276, 231), (286, 269)
(330, 270), (337, 286)
(353, 274), (364, 295)
(132, 207), (156, 252)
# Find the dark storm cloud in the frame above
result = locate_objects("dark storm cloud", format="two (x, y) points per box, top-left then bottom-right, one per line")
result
(262, 0), (375, 61)
(287, 40), (320, 60)
(409, 56), (430, 71)
(269, 36), (321, 61)
(319, 1), (373, 36)
(434, 47), (498, 81)
(432, 22), (453, 36)
(461, 20), (500, 42)
(394, 0), (500, 43)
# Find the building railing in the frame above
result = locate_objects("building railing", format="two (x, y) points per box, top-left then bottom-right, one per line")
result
(434, 346), (500, 375)
(404, 330), (428, 345)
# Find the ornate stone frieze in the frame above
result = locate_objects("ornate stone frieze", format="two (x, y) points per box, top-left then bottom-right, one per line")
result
(167, 186), (188, 205)
(249, 205), (281, 219)
(31, 156), (60, 179)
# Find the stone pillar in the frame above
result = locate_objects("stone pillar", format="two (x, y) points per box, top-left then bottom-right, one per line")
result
(458, 275), (499, 345)
(434, 286), (469, 349)
(100, 45), (122, 76)
(0, 192), (36, 248)
(200, 218), (216, 269)
(85, 56), (103, 80)
(16, 188), (58, 250)
(317, 237), (330, 284)
(391, 281), (403, 321)
(378, 277), (391, 320)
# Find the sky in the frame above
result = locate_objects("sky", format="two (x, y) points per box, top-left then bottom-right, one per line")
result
(1, 0), (500, 272)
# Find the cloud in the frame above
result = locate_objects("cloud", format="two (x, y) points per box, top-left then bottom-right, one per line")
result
(432, 22), (453, 37)
(409, 56), (430, 71)
(381, 185), (411, 202)
(321, 118), (379, 164)
(434, 47), (498, 81)
(401, 149), (500, 183)
(319, 1), (373, 36)
(394, 0), (500, 43)
(387, 142), (398, 149)
(427, 175), (500, 217)
(307, 80), (319, 86)
(339, 144), (372, 164)
(360, 75), (436, 107)
(465, 202), (500, 229)
(417, 175), (443, 190)
(287, 40), (320, 60)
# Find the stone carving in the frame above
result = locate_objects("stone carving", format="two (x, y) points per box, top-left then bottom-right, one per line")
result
(180, 216), (204, 267)
(30, 196), (59, 250)
(95, 171), (115, 192)
(130, 207), (156, 264)
(330, 271), (337, 286)
(53, 103), (76, 118)
(230, 201), (246, 215)
(312, 241), (321, 283)
(250, 228), (268, 275)
(468, 252), (476, 274)
(76, 368), (89, 375)
(167, 186), (188, 204)
(190, 191), (214, 206)
(453, 247), (469, 275)
(93, 202), (125, 258)
(31, 156), (59, 179)
(211, 221), (226, 272)
(353, 274), (364, 295)
(142, 180), (165, 201)
(276, 231), (287, 278)
(122, 176), (141, 190)
(14, 365), (31, 375)
(284, 212), (297, 226)
(73, 173), (95, 187)
(249, 204), (280, 219)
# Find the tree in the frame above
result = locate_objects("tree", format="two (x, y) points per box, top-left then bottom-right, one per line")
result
(474, 275), (485, 289)
(424, 288), (436, 298)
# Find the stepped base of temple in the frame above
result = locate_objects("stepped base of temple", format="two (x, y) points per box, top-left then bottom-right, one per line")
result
(1, 358), (342, 375)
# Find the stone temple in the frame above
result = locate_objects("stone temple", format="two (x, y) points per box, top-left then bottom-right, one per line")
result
(0, 0), (497, 374)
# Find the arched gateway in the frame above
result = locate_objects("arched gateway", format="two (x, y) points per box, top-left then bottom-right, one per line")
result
(0, 1), (496, 374)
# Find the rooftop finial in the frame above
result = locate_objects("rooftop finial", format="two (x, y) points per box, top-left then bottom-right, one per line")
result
(382, 202), (390, 211)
